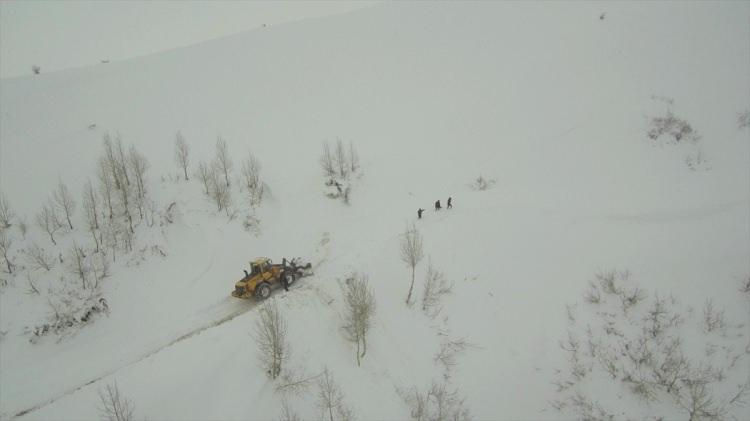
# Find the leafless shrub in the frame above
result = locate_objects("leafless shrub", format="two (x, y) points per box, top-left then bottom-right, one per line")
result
(32, 278), (108, 340)
(253, 300), (288, 380)
(469, 174), (496, 191)
(738, 110), (750, 129)
(421, 260), (453, 317)
(348, 141), (359, 174)
(686, 149), (711, 171)
(279, 397), (301, 421)
(402, 382), (471, 421)
(342, 273), (376, 366)
(554, 271), (748, 420)
(320, 142), (336, 178)
(583, 281), (601, 304)
(400, 223), (424, 306)
(647, 110), (700, 143)
(0, 192), (15, 229)
(316, 367), (354, 421)
(31, 65), (41, 75)
(334, 139), (347, 179)
(0, 231), (14, 274)
(98, 381), (135, 421)
(26, 273), (40, 295)
(275, 368), (322, 396)
(17, 216), (28, 238)
(23, 242), (54, 271)
(702, 299), (727, 334)
(174, 131), (190, 180)
(434, 338), (474, 380)
(739, 276), (750, 294)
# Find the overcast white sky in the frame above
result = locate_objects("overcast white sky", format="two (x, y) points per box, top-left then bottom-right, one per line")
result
(0, 1), (377, 79)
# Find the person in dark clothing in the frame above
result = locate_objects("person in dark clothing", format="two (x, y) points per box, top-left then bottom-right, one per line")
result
(281, 271), (290, 291)
(447, 197), (452, 209)
(418, 208), (425, 219)
(435, 200), (441, 211)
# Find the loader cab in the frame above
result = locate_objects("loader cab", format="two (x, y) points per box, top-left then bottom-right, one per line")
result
(249, 258), (271, 277)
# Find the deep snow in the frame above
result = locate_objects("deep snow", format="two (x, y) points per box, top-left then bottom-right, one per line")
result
(1, 2), (749, 420)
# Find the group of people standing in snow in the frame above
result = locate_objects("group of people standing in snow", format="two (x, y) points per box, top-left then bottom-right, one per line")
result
(417, 196), (452, 219)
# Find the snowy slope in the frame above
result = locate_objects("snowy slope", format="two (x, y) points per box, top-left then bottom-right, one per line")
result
(1, 2), (749, 420)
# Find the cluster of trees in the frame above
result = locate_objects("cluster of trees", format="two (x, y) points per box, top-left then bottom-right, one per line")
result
(191, 135), (264, 215)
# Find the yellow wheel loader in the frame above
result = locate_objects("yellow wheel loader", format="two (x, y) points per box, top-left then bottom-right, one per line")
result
(231, 257), (312, 300)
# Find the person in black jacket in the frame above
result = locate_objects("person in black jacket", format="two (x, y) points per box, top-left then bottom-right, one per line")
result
(434, 200), (441, 211)
(447, 197), (452, 209)
(418, 208), (425, 219)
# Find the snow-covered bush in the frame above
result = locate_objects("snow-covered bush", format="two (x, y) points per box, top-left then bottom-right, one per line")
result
(29, 275), (109, 342)
(685, 149), (711, 171)
(738, 110), (750, 129)
(552, 270), (749, 420)
(469, 174), (496, 191)
(31, 65), (40, 75)
(647, 110), (700, 144)
(321, 140), (361, 204)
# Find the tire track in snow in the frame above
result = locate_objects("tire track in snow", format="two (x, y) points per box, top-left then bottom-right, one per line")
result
(11, 234), (334, 419)
(11, 299), (258, 419)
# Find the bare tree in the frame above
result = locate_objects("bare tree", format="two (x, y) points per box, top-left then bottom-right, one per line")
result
(82, 180), (101, 252)
(400, 223), (424, 305)
(403, 382), (471, 421)
(98, 381), (135, 421)
(127, 144), (149, 201)
(215, 136), (233, 187)
(68, 242), (89, 290)
(320, 142), (336, 179)
(174, 131), (190, 180)
(422, 260), (453, 317)
(241, 152), (264, 207)
(114, 134), (131, 187)
(208, 167), (232, 215)
(342, 274), (376, 366)
(196, 161), (212, 195)
(53, 178), (76, 230)
(317, 367), (354, 421)
(23, 242), (54, 271)
(0, 231), (14, 273)
(279, 398), (301, 421)
(35, 202), (62, 245)
(254, 300), (288, 380)
(348, 141), (359, 174)
(335, 139), (347, 179)
(0, 192), (15, 229)
(98, 158), (115, 220)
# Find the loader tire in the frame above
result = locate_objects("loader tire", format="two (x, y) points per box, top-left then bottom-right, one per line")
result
(256, 282), (271, 300)
(285, 273), (296, 287)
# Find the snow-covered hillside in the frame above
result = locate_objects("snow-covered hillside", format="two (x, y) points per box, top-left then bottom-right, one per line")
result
(1, 2), (749, 420)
